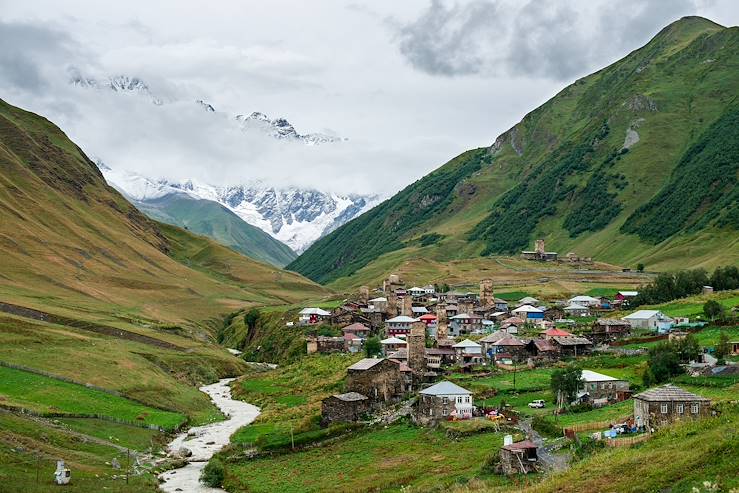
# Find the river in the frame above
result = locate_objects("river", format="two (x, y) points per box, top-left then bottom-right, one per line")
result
(158, 378), (260, 493)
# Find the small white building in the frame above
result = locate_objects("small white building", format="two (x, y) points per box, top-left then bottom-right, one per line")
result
(622, 310), (675, 331)
(567, 295), (601, 307)
(298, 307), (331, 325)
(511, 304), (545, 321)
(563, 303), (591, 317)
(408, 286), (426, 297)
(418, 380), (474, 419)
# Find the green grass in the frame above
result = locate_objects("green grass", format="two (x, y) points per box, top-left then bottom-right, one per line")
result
(224, 424), (515, 493)
(56, 418), (163, 452)
(0, 412), (159, 492)
(0, 366), (185, 430)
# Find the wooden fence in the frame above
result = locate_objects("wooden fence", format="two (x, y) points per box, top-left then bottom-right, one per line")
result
(0, 403), (168, 431)
(563, 415), (632, 434)
(0, 360), (183, 415)
(605, 433), (651, 447)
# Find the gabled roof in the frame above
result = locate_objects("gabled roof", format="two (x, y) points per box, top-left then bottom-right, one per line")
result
(425, 347), (455, 355)
(531, 339), (556, 352)
(419, 314), (437, 321)
(564, 303), (589, 311)
(580, 370), (619, 382)
(492, 335), (525, 346)
(512, 304), (544, 313)
(332, 392), (368, 402)
(452, 338), (482, 348)
(518, 297), (540, 305)
(419, 380), (472, 396)
(342, 322), (370, 333)
(411, 306), (429, 314)
(618, 291), (639, 297)
(595, 318), (631, 326)
(450, 313), (482, 320)
(501, 317), (525, 325)
(553, 336), (593, 346)
(493, 298), (509, 304)
(380, 337), (407, 345)
(502, 439), (537, 451)
(544, 328), (572, 337)
(368, 296), (387, 302)
(623, 310), (672, 321)
(387, 348), (408, 359)
(568, 295), (600, 304)
(490, 311), (507, 317)
(634, 384), (710, 402)
(299, 307), (331, 316)
(386, 315), (419, 323)
(480, 331), (508, 343)
(347, 358), (385, 371)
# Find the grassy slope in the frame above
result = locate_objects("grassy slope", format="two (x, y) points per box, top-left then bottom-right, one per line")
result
(134, 192), (297, 267)
(291, 17), (739, 288)
(0, 98), (332, 489)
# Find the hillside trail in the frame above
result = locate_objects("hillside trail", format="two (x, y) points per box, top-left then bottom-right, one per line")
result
(158, 378), (260, 493)
(518, 418), (570, 473)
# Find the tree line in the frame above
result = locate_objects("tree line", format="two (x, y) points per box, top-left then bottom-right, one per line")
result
(631, 265), (739, 307)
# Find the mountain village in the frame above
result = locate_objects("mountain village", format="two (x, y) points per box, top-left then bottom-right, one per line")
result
(294, 271), (733, 476)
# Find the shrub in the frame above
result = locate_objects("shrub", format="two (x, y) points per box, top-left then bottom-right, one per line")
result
(201, 457), (225, 488)
(532, 415), (561, 438)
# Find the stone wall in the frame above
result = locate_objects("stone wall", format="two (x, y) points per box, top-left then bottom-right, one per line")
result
(347, 360), (404, 403)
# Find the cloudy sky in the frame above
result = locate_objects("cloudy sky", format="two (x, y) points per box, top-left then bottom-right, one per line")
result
(1, 0), (737, 195)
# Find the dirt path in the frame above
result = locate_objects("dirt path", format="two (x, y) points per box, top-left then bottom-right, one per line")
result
(158, 378), (260, 493)
(519, 418), (570, 473)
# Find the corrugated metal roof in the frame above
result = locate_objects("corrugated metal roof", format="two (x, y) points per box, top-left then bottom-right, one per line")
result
(347, 358), (384, 370)
(333, 392), (368, 402)
(419, 380), (472, 396)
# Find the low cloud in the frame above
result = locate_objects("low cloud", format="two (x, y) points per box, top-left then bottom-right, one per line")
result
(393, 0), (702, 80)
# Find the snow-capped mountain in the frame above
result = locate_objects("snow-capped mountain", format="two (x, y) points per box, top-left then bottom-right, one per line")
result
(98, 163), (379, 253)
(69, 70), (163, 105)
(69, 72), (343, 145)
(235, 111), (344, 145)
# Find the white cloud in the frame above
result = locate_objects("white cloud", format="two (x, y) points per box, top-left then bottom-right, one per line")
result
(0, 1), (737, 195)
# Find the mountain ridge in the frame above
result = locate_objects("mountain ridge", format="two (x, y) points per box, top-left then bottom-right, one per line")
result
(289, 16), (739, 285)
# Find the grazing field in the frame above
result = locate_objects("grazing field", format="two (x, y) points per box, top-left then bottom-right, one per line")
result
(0, 366), (185, 430)
(224, 424), (514, 493)
(231, 353), (361, 449)
(456, 404), (739, 493)
(57, 418), (163, 452)
(0, 412), (158, 492)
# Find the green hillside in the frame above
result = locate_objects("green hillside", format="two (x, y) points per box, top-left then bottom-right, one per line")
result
(289, 17), (739, 285)
(134, 193), (296, 267)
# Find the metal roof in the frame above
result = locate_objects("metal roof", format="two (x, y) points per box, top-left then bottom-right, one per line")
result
(332, 392), (368, 402)
(386, 315), (419, 323)
(580, 370), (619, 382)
(347, 358), (385, 371)
(419, 380), (472, 396)
(452, 338), (482, 348)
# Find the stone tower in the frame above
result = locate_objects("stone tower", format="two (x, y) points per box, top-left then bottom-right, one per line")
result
(480, 279), (494, 307)
(535, 239), (546, 255)
(435, 303), (448, 340)
(402, 294), (413, 317)
(407, 321), (427, 374)
(358, 285), (369, 304)
(387, 292), (398, 317)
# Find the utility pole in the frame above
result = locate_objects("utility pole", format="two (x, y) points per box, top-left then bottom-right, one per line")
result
(126, 449), (130, 484)
(513, 360), (517, 392)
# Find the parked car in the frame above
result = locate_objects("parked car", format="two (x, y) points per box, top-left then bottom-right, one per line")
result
(528, 400), (546, 408)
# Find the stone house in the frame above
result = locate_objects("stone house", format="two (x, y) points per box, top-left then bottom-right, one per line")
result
(551, 336), (593, 357)
(425, 347), (456, 369)
(448, 313), (484, 337)
(415, 381), (473, 426)
(380, 336), (407, 355)
(321, 392), (369, 426)
(491, 335), (528, 362)
(452, 339), (484, 366)
(298, 307), (331, 325)
(622, 310), (674, 331)
(346, 358), (405, 404)
(633, 384), (711, 430)
(498, 440), (539, 475)
(342, 322), (371, 339)
(525, 338), (557, 361)
(563, 303), (590, 317)
(306, 336), (345, 354)
(578, 370), (630, 405)
(479, 331), (508, 358)
(590, 319), (631, 343)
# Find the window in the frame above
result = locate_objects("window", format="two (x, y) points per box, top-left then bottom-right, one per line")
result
(465, 396), (470, 403)
(442, 409), (448, 416)
(660, 404), (668, 414)
(442, 397), (448, 404)
(429, 408), (433, 416)
(676, 404), (684, 414)
(691, 403), (699, 414)
(608, 382), (613, 389)
(457, 396), (463, 404)
(590, 383), (596, 390)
